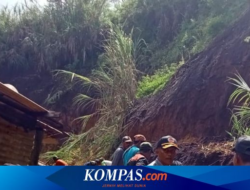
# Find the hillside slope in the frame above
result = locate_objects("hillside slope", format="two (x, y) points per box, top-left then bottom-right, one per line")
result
(126, 6), (250, 141)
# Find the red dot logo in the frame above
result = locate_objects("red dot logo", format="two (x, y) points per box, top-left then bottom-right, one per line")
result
(143, 178), (145, 181)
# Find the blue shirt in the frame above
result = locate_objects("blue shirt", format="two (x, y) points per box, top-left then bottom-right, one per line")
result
(123, 145), (139, 166)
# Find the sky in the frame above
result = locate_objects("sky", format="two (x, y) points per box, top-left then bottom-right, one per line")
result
(0, 0), (47, 8)
(0, 0), (119, 9)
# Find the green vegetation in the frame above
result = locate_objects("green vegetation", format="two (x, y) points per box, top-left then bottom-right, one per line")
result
(228, 74), (250, 138)
(0, 0), (248, 75)
(44, 26), (139, 162)
(136, 63), (179, 98)
(1, 0), (250, 163)
(112, 0), (248, 73)
(0, 0), (109, 73)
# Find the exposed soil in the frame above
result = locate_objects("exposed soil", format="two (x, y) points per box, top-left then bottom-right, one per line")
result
(176, 137), (234, 165)
(1, 6), (250, 166)
(125, 6), (250, 142)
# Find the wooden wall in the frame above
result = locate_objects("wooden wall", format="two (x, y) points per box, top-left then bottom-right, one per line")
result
(0, 118), (35, 165)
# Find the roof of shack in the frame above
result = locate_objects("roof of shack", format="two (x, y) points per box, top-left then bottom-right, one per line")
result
(0, 82), (68, 137)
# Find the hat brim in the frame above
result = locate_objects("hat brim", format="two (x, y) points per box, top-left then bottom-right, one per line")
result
(124, 140), (132, 143)
(141, 148), (153, 152)
(162, 143), (179, 150)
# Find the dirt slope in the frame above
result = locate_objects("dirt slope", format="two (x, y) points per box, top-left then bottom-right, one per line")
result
(126, 6), (250, 142)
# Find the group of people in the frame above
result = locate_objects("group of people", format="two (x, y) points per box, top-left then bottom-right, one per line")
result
(112, 134), (182, 166)
(111, 134), (250, 166)
(52, 135), (250, 166)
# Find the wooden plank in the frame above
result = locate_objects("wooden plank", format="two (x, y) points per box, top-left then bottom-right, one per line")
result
(38, 117), (64, 129)
(29, 128), (44, 165)
(38, 121), (64, 135)
(0, 82), (66, 137)
(0, 120), (35, 165)
(0, 82), (47, 113)
(0, 104), (37, 130)
(0, 95), (47, 116)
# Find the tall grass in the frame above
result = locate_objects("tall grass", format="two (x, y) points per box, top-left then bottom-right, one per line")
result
(44, 26), (140, 163)
(0, 0), (108, 72)
(113, 0), (249, 73)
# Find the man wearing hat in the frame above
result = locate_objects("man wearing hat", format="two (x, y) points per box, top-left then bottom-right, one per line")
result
(127, 142), (153, 166)
(232, 135), (250, 166)
(123, 134), (147, 166)
(112, 136), (132, 166)
(149, 136), (182, 166)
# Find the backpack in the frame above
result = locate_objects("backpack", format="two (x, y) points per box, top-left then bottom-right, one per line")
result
(127, 154), (147, 166)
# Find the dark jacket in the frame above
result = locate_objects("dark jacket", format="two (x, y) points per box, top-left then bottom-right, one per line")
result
(112, 147), (125, 166)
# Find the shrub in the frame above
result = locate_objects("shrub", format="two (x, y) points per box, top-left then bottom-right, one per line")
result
(136, 63), (179, 98)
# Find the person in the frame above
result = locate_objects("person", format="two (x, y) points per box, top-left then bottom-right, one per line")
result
(123, 134), (146, 166)
(53, 156), (68, 166)
(127, 142), (153, 166)
(112, 136), (133, 166)
(149, 136), (182, 166)
(232, 135), (250, 166)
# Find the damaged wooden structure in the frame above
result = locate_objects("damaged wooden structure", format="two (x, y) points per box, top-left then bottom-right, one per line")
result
(0, 82), (67, 165)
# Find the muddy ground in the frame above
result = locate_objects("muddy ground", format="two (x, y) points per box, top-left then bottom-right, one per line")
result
(176, 137), (234, 165)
